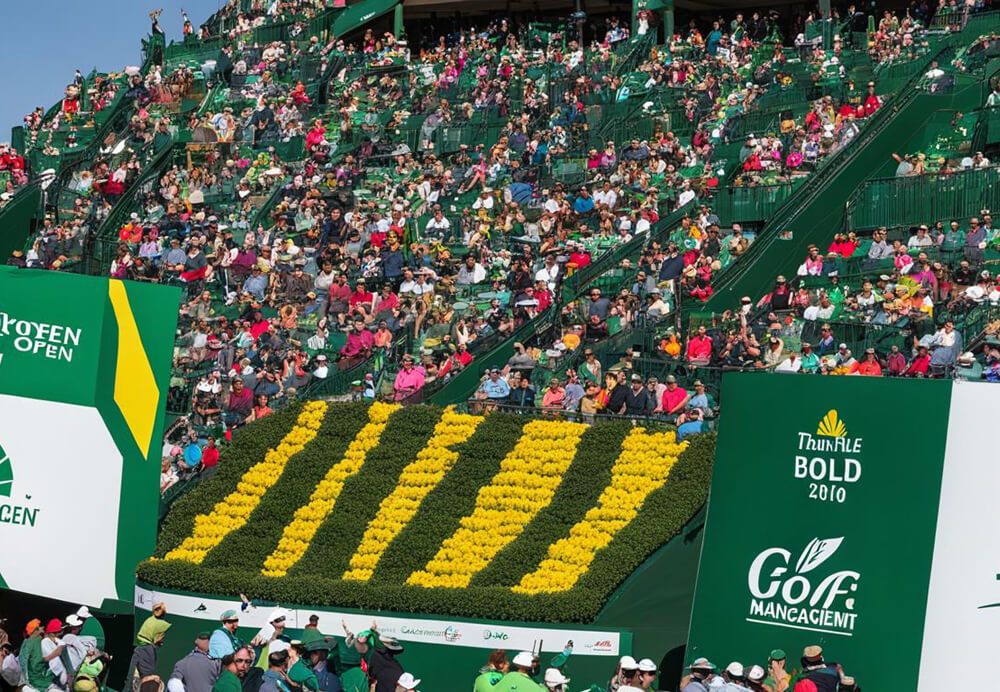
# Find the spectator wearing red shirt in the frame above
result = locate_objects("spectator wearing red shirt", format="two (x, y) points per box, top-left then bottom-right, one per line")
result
(661, 376), (689, 417)
(349, 280), (375, 312)
(826, 232), (858, 258)
(886, 345), (907, 376)
(686, 325), (714, 365)
(327, 273), (352, 315)
(201, 437), (220, 469)
(856, 348), (883, 376)
(904, 345), (931, 376)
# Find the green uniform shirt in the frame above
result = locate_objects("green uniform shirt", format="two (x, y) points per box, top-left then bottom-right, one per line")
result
(213, 668), (243, 692)
(81, 617), (106, 650)
(338, 666), (369, 692)
(20, 634), (55, 690)
(288, 659), (318, 691)
(474, 669), (503, 692)
(496, 671), (544, 692)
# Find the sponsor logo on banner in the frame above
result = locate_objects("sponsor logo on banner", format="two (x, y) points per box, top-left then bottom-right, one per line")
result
(747, 537), (861, 637)
(0, 442), (41, 527)
(585, 640), (614, 652)
(0, 311), (83, 363)
(482, 629), (508, 641)
(794, 410), (863, 504)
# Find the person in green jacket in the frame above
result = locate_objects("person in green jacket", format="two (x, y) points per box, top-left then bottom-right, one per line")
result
(286, 642), (319, 692)
(20, 619), (56, 691)
(496, 651), (545, 692)
(76, 607), (106, 651)
(213, 648), (253, 692)
(474, 650), (508, 692)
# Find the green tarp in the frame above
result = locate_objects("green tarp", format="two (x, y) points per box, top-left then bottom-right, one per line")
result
(333, 0), (399, 38)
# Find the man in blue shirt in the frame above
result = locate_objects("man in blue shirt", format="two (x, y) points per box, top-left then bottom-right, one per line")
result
(573, 188), (595, 214)
(479, 368), (511, 401)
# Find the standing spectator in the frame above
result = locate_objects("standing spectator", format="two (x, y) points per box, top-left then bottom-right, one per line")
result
(209, 611), (242, 660)
(661, 376), (690, 418)
(171, 633), (221, 692)
(393, 355), (426, 402)
(212, 649), (252, 692)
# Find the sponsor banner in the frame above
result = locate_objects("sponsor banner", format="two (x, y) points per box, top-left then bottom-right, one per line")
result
(136, 586), (622, 655)
(686, 374), (952, 692)
(917, 381), (1000, 691)
(0, 269), (178, 605)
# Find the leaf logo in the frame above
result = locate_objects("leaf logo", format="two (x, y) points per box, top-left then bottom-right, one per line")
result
(816, 409), (846, 437)
(795, 537), (844, 574)
(0, 444), (13, 498)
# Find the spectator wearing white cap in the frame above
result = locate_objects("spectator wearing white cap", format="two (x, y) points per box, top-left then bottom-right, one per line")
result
(250, 609), (288, 666)
(681, 657), (715, 692)
(61, 614), (95, 675)
(609, 655), (640, 692)
(497, 651), (539, 691)
(720, 661), (752, 691)
(636, 658), (658, 690)
(745, 664), (766, 691)
(396, 672), (420, 691)
(543, 667), (569, 691)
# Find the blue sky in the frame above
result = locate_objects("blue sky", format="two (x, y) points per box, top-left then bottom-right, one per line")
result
(0, 1), (214, 142)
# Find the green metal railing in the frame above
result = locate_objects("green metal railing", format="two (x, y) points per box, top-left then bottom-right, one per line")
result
(714, 181), (802, 225)
(846, 166), (1000, 230)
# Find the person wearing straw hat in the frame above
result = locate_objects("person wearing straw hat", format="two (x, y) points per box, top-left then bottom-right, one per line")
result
(680, 657), (715, 691)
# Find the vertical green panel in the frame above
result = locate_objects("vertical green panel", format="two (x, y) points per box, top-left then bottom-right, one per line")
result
(687, 373), (951, 691)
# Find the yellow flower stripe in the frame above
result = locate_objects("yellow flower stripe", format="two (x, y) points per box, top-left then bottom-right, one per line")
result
(261, 401), (399, 577)
(344, 407), (483, 581)
(164, 401), (328, 563)
(512, 428), (687, 594)
(408, 419), (586, 589)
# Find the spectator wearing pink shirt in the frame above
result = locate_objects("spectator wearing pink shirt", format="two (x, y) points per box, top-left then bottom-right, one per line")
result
(686, 326), (714, 365)
(394, 355), (426, 402)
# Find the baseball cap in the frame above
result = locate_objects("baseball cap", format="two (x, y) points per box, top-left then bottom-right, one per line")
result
(512, 651), (534, 668)
(397, 673), (420, 690)
(45, 619), (62, 634)
(544, 668), (570, 686)
(269, 640), (291, 654)
(725, 662), (744, 678)
(638, 658), (657, 673)
(769, 649), (786, 661)
(619, 655), (639, 670)
(748, 665), (765, 681)
(24, 619), (41, 635)
(688, 657), (715, 671)
(220, 609), (239, 621)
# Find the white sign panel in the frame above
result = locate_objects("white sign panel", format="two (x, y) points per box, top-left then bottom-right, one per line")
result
(136, 586), (622, 655)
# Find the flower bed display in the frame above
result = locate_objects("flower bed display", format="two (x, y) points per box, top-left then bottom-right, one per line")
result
(139, 403), (714, 622)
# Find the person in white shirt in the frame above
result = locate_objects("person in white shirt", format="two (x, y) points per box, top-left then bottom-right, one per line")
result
(62, 615), (95, 674)
(593, 182), (618, 209)
(677, 181), (696, 208)
(908, 225), (934, 249)
(472, 190), (495, 212)
(425, 211), (451, 238)
(456, 256), (487, 285)
(312, 355), (329, 379)
(534, 256), (560, 291)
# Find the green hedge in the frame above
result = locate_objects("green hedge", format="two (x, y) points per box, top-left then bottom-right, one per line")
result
(139, 405), (715, 623)
(201, 403), (369, 571)
(292, 405), (440, 579)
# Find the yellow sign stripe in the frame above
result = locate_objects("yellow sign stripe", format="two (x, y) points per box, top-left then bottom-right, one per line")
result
(262, 402), (399, 577)
(408, 419), (586, 589)
(513, 429), (687, 594)
(164, 401), (328, 563)
(108, 280), (160, 459)
(344, 407), (483, 581)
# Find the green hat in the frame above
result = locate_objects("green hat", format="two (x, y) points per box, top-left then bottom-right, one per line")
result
(196, 632), (211, 640)
(220, 609), (239, 621)
(769, 649), (786, 661)
(305, 637), (335, 652)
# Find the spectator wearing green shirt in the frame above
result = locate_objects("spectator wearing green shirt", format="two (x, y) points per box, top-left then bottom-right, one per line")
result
(496, 651), (544, 692)
(799, 342), (820, 373)
(20, 619), (56, 692)
(76, 607), (105, 651)
(474, 650), (508, 692)
(212, 649), (252, 692)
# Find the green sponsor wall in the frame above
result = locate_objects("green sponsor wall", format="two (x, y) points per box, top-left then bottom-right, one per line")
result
(0, 268), (178, 607)
(686, 373), (952, 690)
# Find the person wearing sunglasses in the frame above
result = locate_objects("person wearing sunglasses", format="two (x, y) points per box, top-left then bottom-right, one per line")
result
(213, 647), (252, 692)
(209, 610), (244, 660)
(636, 658), (658, 690)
